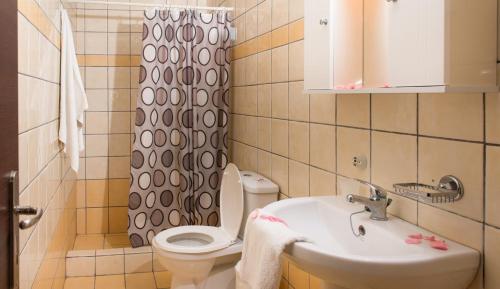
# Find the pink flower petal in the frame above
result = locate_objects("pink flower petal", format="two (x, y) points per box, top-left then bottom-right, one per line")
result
(405, 238), (422, 245)
(409, 233), (423, 240)
(249, 209), (260, 220)
(430, 241), (448, 251)
(424, 235), (437, 241)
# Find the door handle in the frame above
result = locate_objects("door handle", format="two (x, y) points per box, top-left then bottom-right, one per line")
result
(14, 206), (43, 229)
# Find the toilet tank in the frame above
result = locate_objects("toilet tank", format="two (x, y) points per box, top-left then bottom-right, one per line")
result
(238, 171), (279, 238)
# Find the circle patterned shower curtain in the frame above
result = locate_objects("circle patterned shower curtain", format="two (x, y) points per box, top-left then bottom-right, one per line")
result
(128, 9), (231, 247)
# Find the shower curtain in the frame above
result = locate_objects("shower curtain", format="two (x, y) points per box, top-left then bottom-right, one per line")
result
(128, 9), (231, 247)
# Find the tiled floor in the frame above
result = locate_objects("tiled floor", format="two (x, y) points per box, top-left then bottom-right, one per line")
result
(64, 272), (171, 289)
(73, 233), (131, 250)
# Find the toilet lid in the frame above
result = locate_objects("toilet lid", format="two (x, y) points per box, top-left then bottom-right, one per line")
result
(219, 163), (243, 242)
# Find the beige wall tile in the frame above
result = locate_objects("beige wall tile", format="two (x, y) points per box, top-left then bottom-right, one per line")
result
(108, 9), (130, 32)
(109, 156), (131, 178)
(109, 207), (128, 233)
(86, 180), (108, 207)
(486, 146), (500, 227)
(289, 161), (309, 198)
(233, 86), (258, 115)
(272, 45), (289, 82)
(86, 89), (108, 111)
(245, 6), (258, 40)
(233, 58), (246, 86)
(258, 150), (272, 178)
(419, 93), (484, 141)
(419, 137), (484, 221)
(372, 93), (417, 134)
(108, 67), (131, 89)
(231, 141), (258, 171)
(258, 0), (272, 34)
(289, 0), (304, 21)
(486, 92), (500, 144)
(271, 119), (289, 156)
(310, 124), (335, 172)
(96, 255), (125, 275)
(310, 94), (335, 124)
(86, 112), (109, 134)
(109, 179), (129, 206)
(86, 135), (108, 157)
(271, 154), (289, 196)
(289, 40), (304, 81)
(387, 193), (418, 225)
(258, 84), (272, 117)
(109, 134), (131, 156)
(258, 50), (272, 84)
(85, 32), (107, 54)
(418, 203), (483, 250)
(337, 127), (370, 180)
(109, 112), (131, 133)
(109, 89), (130, 111)
(309, 167), (336, 196)
(86, 67), (108, 88)
(257, 117), (272, 150)
(289, 81), (308, 121)
(85, 9), (107, 32)
(86, 157), (109, 179)
(272, 0), (289, 29)
(272, 82), (289, 119)
(485, 225), (500, 289)
(245, 54), (258, 85)
(86, 207), (109, 234)
(289, 121), (309, 163)
(372, 131), (417, 190)
(337, 94), (370, 128)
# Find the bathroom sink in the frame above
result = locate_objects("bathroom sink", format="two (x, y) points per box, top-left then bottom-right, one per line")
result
(263, 196), (480, 289)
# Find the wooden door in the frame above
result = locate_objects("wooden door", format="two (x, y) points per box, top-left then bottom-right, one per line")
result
(0, 0), (18, 288)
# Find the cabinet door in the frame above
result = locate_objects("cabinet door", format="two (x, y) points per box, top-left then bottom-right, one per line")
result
(304, 0), (333, 90)
(364, 0), (391, 88)
(387, 0), (445, 87)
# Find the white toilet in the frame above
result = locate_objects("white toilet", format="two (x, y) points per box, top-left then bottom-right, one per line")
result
(152, 164), (279, 289)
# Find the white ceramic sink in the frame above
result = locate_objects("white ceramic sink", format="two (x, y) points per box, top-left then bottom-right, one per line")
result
(263, 196), (480, 289)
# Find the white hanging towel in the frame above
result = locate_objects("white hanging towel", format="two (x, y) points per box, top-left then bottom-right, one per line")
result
(235, 209), (308, 289)
(59, 9), (88, 172)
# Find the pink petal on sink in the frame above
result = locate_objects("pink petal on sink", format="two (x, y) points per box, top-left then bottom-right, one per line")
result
(405, 238), (422, 245)
(424, 235), (437, 241)
(409, 233), (423, 240)
(430, 240), (449, 251)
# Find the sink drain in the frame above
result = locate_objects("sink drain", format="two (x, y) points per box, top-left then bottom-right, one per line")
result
(358, 225), (366, 236)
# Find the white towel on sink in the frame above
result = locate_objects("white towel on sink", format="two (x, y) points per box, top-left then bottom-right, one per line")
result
(235, 209), (308, 289)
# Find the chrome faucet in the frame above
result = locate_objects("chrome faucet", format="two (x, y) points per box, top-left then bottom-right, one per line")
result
(346, 179), (392, 221)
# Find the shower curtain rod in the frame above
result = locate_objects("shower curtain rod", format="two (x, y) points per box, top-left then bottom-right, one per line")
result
(64, 0), (234, 11)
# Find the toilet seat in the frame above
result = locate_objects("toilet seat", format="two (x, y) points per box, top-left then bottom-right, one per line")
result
(153, 163), (244, 255)
(154, 225), (237, 254)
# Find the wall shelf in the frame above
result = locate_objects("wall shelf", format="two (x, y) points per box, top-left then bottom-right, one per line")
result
(304, 85), (499, 95)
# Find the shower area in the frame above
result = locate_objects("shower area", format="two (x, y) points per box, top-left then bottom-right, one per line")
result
(61, 0), (232, 287)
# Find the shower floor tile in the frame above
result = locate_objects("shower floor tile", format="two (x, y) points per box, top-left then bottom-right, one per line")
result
(73, 233), (131, 250)
(64, 273), (171, 289)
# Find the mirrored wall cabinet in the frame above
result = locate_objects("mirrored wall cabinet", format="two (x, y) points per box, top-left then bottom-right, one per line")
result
(304, 0), (498, 94)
